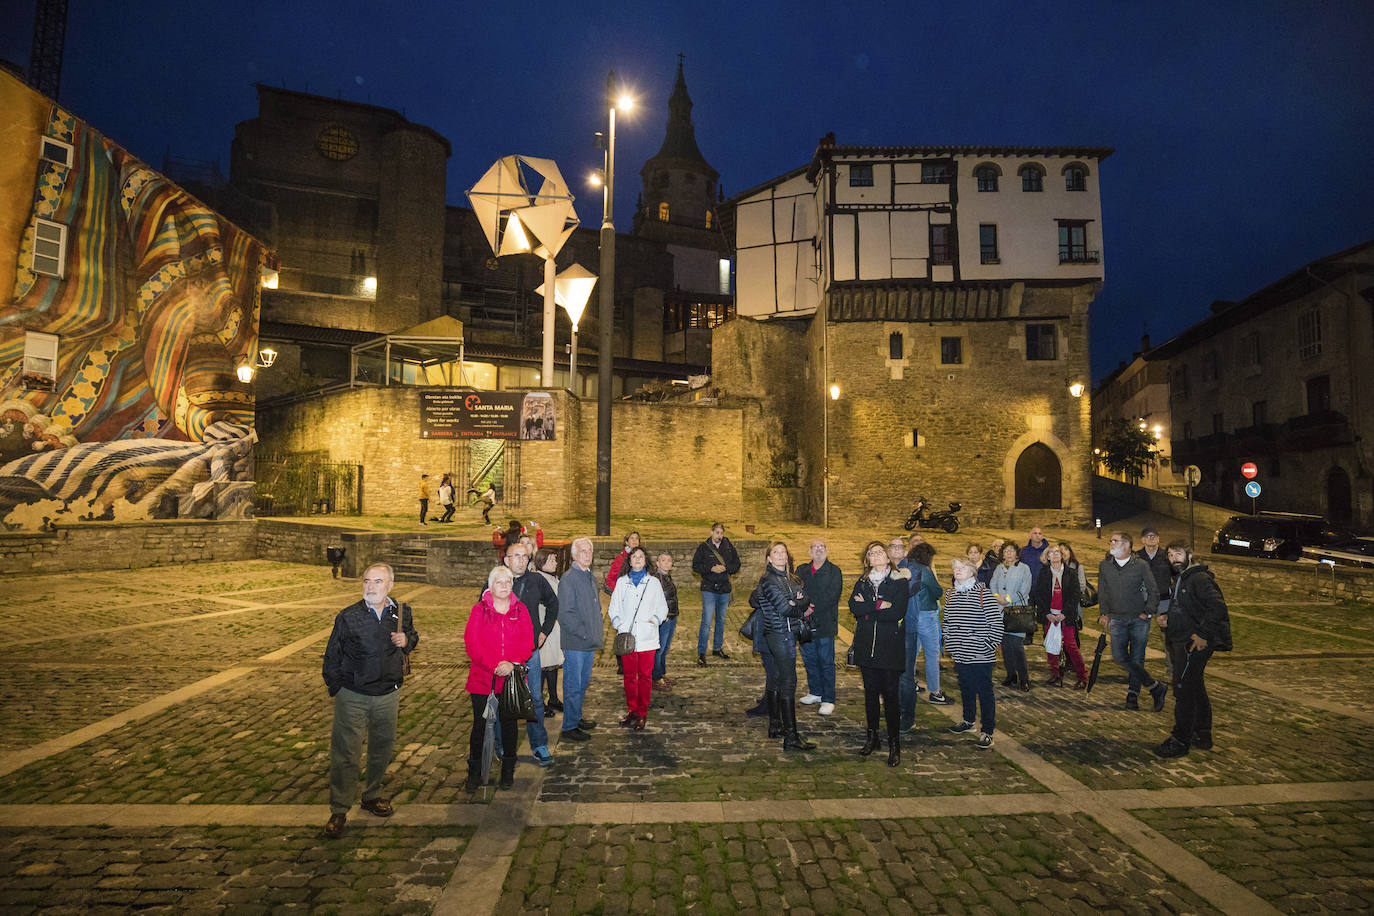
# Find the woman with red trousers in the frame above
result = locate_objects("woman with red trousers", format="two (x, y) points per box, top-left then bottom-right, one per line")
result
(1030, 544), (1089, 688)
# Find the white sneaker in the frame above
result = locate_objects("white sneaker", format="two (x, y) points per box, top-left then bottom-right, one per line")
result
(799, 694), (822, 705)
(817, 702), (835, 716)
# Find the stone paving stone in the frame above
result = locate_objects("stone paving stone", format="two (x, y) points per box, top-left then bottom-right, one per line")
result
(1218, 608), (1374, 657)
(1133, 800), (1374, 913)
(0, 663), (489, 806)
(537, 666), (1043, 803)
(987, 671), (1374, 791)
(1219, 597), (1374, 647)
(0, 664), (221, 751)
(501, 815), (1218, 915)
(1216, 657), (1374, 716)
(0, 824), (471, 912)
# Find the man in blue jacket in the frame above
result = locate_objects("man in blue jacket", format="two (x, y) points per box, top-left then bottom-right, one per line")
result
(797, 539), (843, 716)
(557, 537), (604, 742)
(322, 563), (419, 839)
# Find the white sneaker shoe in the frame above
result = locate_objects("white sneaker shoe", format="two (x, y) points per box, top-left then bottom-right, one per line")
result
(799, 694), (822, 705)
(817, 702), (835, 716)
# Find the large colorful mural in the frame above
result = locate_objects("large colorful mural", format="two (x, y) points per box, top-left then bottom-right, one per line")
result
(0, 71), (267, 526)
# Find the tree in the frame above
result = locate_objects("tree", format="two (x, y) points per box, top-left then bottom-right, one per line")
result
(1098, 418), (1158, 484)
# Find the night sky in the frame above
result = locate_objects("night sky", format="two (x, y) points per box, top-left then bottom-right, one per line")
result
(5, 1), (1371, 381)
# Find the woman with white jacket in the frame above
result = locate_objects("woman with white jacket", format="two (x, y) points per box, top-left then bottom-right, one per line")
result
(609, 546), (668, 730)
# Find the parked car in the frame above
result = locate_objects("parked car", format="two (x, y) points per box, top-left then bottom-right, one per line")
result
(1301, 538), (1374, 569)
(1211, 512), (1352, 561)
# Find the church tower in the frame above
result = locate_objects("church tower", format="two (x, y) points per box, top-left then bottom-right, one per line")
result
(634, 58), (728, 294)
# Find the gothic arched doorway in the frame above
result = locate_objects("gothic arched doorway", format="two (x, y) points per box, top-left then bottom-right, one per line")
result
(1015, 442), (1062, 509)
(1327, 466), (1353, 525)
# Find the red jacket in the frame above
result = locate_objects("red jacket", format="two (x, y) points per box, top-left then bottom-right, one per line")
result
(606, 549), (629, 592)
(464, 591), (535, 695)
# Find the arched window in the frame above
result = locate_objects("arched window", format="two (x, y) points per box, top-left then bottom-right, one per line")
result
(1063, 162), (1088, 191)
(973, 163), (1000, 192)
(1015, 443), (1062, 508)
(705, 210), (713, 229)
(658, 202), (670, 222)
(1018, 164), (1045, 192)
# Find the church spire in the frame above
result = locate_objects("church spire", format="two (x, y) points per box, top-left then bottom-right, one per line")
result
(648, 56), (717, 177)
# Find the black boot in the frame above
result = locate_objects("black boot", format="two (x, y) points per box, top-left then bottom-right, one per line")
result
(1192, 731), (1213, 751)
(1002, 673), (1017, 686)
(767, 691), (783, 739)
(887, 732), (901, 767)
(498, 757), (516, 790)
(781, 696), (815, 751)
(465, 758), (482, 792)
(860, 729), (880, 756)
(746, 694), (769, 717)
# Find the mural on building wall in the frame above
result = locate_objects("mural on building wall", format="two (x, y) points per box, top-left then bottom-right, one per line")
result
(0, 90), (266, 528)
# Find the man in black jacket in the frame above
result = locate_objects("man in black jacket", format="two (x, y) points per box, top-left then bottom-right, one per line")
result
(505, 542), (558, 767)
(691, 522), (741, 666)
(797, 539), (843, 715)
(1155, 543), (1232, 758)
(322, 563), (419, 839)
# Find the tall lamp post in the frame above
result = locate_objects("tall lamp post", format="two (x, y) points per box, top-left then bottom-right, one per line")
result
(823, 383), (840, 527)
(595, 71), (633, 536)
(535, 263), (597, 395)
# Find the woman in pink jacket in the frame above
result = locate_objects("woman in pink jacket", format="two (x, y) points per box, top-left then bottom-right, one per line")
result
(464, 566), (535, 791)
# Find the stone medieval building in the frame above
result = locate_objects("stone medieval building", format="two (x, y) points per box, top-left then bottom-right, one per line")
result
(716, 137), (1111, 527)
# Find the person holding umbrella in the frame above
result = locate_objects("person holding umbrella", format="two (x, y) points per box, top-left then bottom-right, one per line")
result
(463, 566), (535, 791)
(1155, 542), (1232, 757)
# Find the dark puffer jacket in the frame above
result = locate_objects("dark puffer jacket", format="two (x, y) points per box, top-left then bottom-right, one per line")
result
(1030, 566), (1083, 628)
(1167, 564), (1232, 651)
(848, 572), (908, 670)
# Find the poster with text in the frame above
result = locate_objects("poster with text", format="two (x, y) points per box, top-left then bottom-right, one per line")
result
(420, 390), (556, 440)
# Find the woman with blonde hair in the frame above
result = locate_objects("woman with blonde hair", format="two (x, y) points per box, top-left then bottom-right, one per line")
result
(463, 566), (534, 790)
(943, 556), (1004, 749)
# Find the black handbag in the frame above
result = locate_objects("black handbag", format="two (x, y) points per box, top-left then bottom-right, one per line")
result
(1003, 604), (1037, 637)
(1080, 581), (1099, 608)
(613, 583), (647, 656)
(497, 666), (536, 721)
(794, 615), (817, 644)
(738, 608), (758, 640)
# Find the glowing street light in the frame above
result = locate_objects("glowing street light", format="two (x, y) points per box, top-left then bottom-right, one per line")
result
(535, 263), (597, 394)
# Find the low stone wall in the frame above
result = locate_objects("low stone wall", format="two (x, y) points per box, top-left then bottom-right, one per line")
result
(256, 519), (368, 568)
(1094, 475), (1236, 531)
(1203, 553), (1374, 603)
(0, 520), (257, 574)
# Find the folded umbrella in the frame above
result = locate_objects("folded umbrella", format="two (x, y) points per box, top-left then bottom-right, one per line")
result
(1085, 633), (1108, 694)
(480, 691), (499, 786)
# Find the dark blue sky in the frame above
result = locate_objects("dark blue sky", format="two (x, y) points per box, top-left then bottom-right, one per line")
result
(5, 1), (1371, 381)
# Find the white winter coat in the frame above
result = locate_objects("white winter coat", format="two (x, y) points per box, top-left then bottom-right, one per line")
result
(608, 573), (668, 652)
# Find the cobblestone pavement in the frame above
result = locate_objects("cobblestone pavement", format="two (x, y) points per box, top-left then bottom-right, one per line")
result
(0, 546), (1370, 915)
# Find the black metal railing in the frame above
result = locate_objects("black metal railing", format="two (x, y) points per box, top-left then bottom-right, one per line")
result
(1059, 249), (1101, 264)
(255, 454), (363, 516)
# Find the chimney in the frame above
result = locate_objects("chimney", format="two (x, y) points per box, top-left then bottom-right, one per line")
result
(1140, 333), (1150, 353)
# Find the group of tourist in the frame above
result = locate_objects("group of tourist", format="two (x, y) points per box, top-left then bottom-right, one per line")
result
(318, 520), (1230, 839)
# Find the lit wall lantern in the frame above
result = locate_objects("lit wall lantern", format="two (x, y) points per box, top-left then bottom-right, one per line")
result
(260, 267), (279, 289)
(236, 362), (254, 384)
(258, 347), (277, 368)
(1068, 381), (1085, 398)
(363, 276), (377, 293)
(829, 384), (841, 401)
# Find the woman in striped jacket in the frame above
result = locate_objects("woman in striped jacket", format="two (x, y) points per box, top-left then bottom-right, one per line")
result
(942, 556), (1005, 750)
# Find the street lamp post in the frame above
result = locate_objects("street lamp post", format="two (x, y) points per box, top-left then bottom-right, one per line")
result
(595, 71), (631, 536)
(535, 263), (597, 395)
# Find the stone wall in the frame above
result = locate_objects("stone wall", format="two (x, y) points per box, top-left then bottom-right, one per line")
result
(1093, 475), (1237, 532)
(1204, 553), (1374, 603)
(257, 387), (747, 521)
(0, 521), (257, 574)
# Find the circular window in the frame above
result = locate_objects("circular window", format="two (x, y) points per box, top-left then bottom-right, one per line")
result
(316, 124), (359, 161)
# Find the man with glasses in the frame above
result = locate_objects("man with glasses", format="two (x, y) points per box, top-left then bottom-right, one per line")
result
(504, 543), (558, 766)
(1136, 526), (1176, 682)
(1098, 532), (1165, 711)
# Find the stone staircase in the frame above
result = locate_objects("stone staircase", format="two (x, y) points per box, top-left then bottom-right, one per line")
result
(387, 537), (432, 583)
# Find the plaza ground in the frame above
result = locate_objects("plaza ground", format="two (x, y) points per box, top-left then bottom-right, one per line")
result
(0, 511), (1372, 914)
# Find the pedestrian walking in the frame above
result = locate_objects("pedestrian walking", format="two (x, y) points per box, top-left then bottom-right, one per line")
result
(849, 541), (908, 766)
(989, 542), (1032, 690)
(692, 522), (740, 666)
(1098, 531), (1166, 711)
(437, 474), (455, 523)
(556, 537), (603, 741)
(944, 556), (1003, 749)
(322, 563), (419, 838)
(463, 566), (534, 791)
(797, 539), (843, 716)
(417, 473), (430, 525)
(756, 542), (816, 751)
(1155, 542), (1232, 757)
(609, 546), (668, 730)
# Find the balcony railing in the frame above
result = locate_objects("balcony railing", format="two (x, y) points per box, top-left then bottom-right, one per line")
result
(1059, 249), (1101, 264)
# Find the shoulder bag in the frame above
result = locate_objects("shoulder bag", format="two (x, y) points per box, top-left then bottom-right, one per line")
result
(1003, 604), (1037, 637)
(613, 582), (648, 656)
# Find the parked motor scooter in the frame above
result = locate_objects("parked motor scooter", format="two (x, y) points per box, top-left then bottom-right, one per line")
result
(903, 497), (961, 533)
